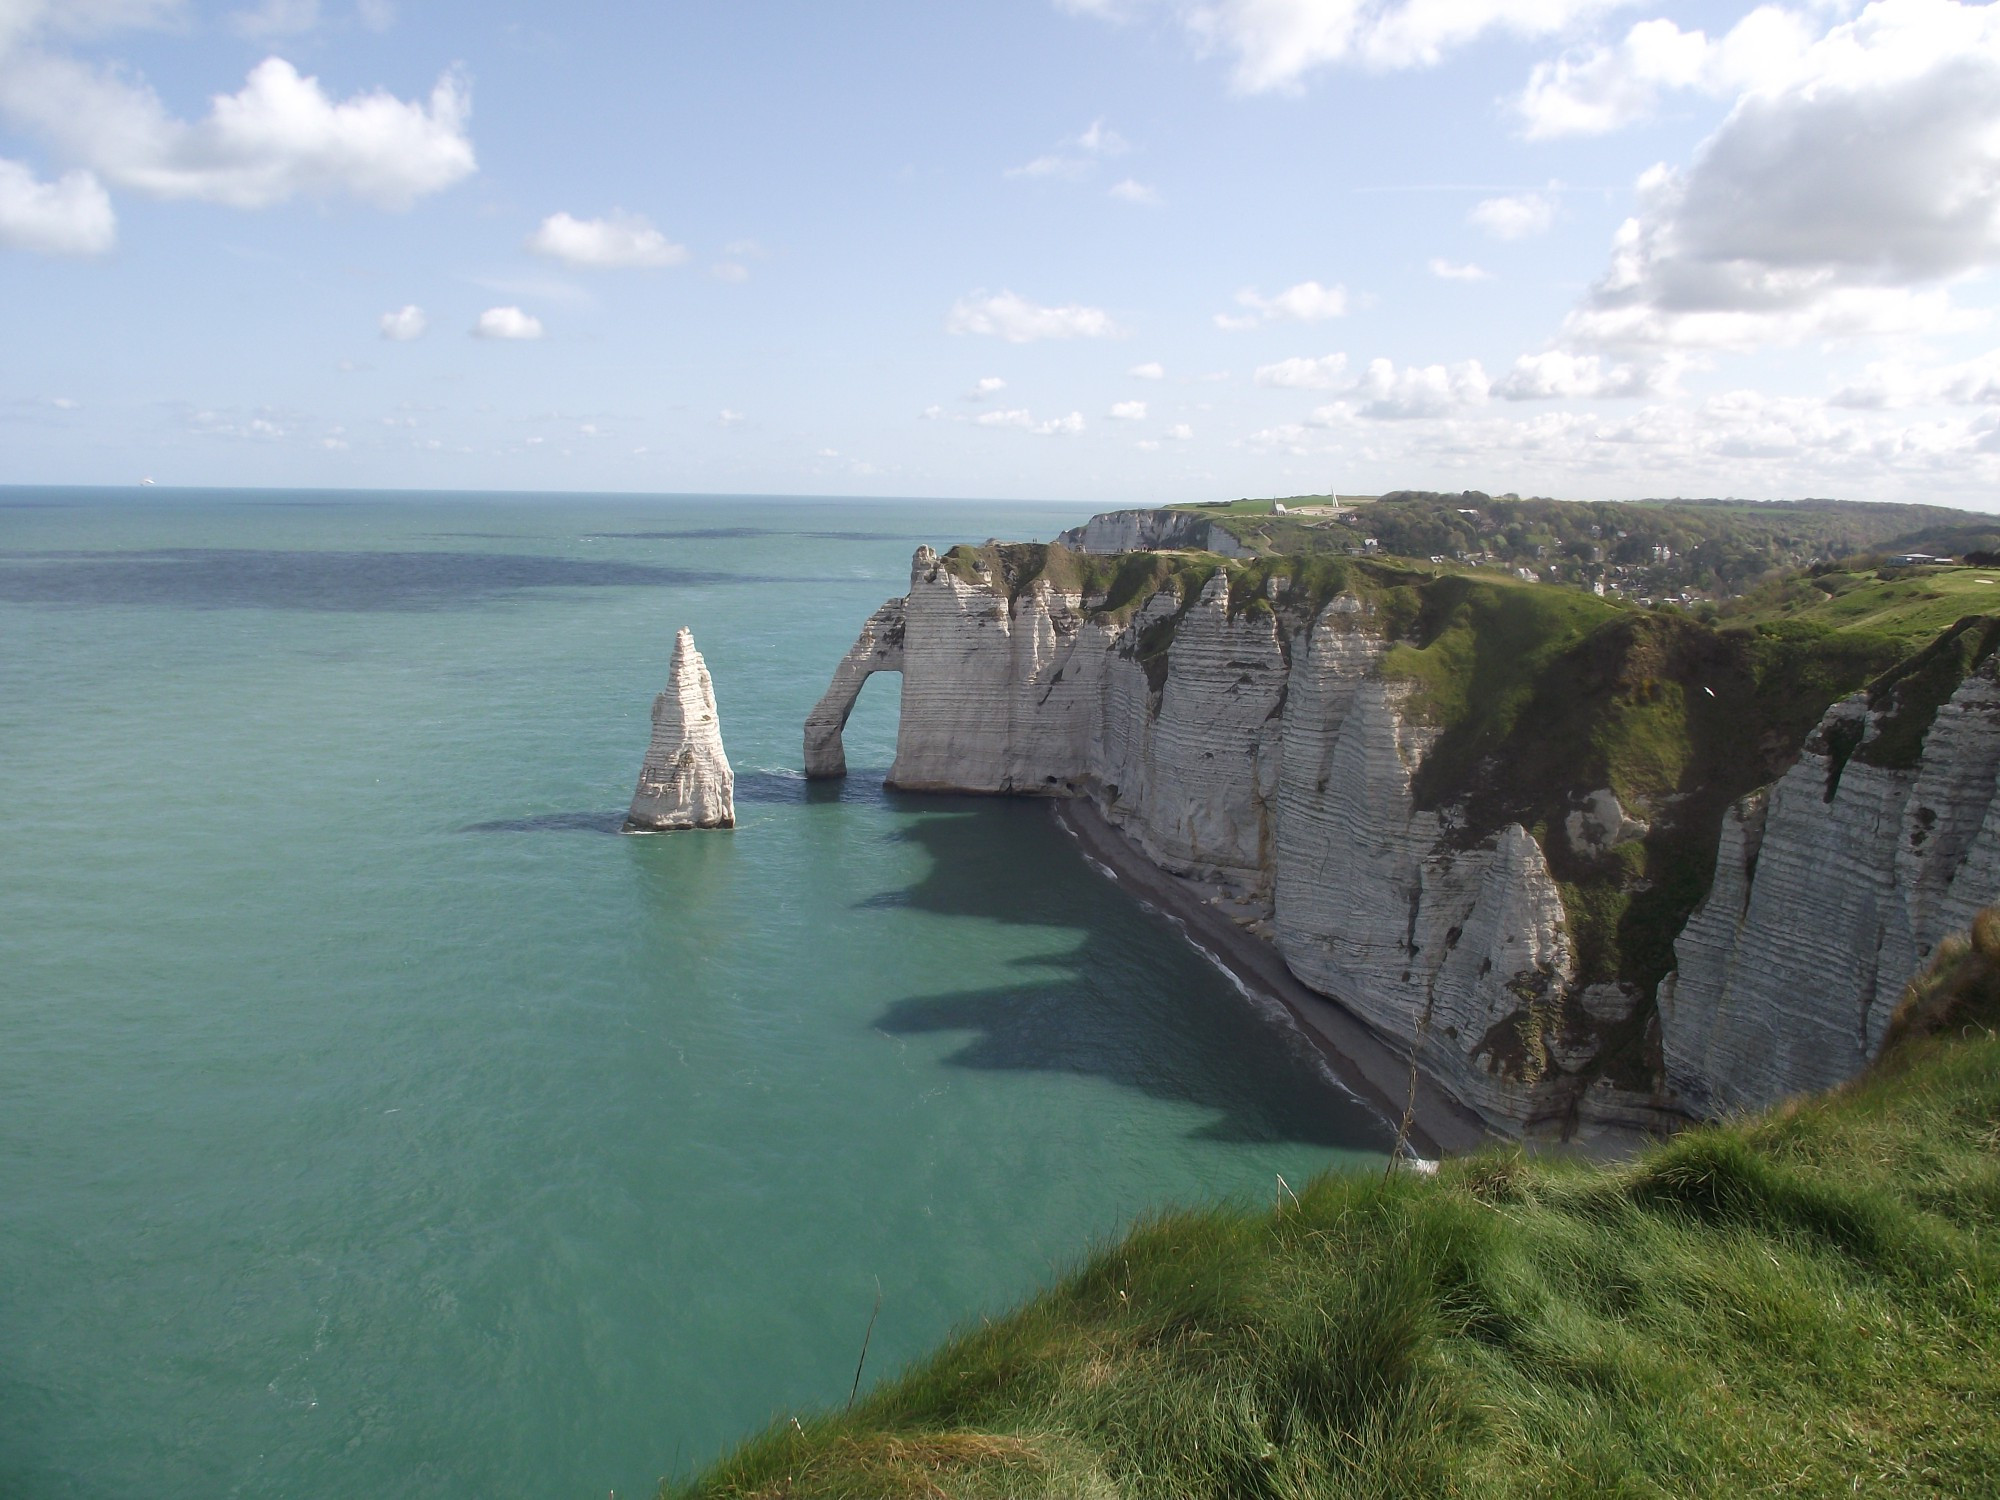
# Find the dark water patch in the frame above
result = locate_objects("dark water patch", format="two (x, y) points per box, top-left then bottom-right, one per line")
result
(0, 548), (757, 611)
(595, 528), (918, 543)
(868, 800), (1392, 1151)
(458, 811), (626, 835)
(592, 528), (771, 541)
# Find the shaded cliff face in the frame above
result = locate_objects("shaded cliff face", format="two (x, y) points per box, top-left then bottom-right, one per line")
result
(806, 542), (1975, 1133)
(1663, 623), (2000, 1114)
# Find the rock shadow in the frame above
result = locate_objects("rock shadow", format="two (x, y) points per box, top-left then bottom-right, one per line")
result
(458, 811), (626, 835)
(867, 796), (1392, 1151)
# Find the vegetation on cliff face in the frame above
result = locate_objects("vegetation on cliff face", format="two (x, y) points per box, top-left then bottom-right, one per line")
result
(664, 927), (2000, 1500)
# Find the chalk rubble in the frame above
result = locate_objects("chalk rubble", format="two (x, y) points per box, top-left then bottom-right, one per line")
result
(626, 627), (735, 832)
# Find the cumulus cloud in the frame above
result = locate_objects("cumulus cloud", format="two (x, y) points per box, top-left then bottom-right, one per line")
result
(526, 210), (686, 269)
(1109, 399), (1148, 420)
(1129, 360), (1165, 378)
(1828, 352), (2000, 409)
(964, 376), (1007, 400)
(1355, 357), (1491, 418)
(1215, 279), (1347, 329)
(1469, 191), (1553, 240)
(946, 290), (1121, 341)
(1255, 352), (1350, 388)
(1429, 257), (1490, 281)
(1494, 350), (1672, 399)
(379, 303), (426, 340)
(1165, 421), (1193, 439)
(1562, 0), (2000, 351)
(0, 54), (475, 208)
(1061, 0), (1626, 92)
(473, 305), (541, 339)
(0, 157), (113, 253)
(975, 407), (1087, 434)
(1109, 177), (1160, 204)
(1515, 8), (1816, 140)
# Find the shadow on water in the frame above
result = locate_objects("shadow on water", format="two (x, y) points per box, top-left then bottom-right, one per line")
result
(591, 528), (918, 543)
(0, 548), (765, 611)
(455, 771), (882, 837)
(868, 796), (1392, 1152)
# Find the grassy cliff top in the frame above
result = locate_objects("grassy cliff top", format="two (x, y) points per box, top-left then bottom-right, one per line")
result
(666, 931), (2000, 1499)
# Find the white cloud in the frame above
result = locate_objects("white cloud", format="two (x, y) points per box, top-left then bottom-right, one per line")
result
(473, 305), (542, 340)
(1165, 421), (1193, 439)
(1007, 117), (1129, 179)
(1428, 257), (1490, 281)
(1129, 360), (1165, 379)
(718, 409), (745, 425)
(378, 303), (425, 340)
(974, 407), (1087, 434)
(0, 55), (475, 209)
(1109, 177), (1160, 204)
(966, 376), (1007, 399)
(1515, 8), (1816, 140)
(1563, 0), (2000, 352)
(229, 0), (318, 38)
(1109, 399), (1148, 419)
(1062, 0), (1626, 92)
(1829, 351), (2000, 409)
(946, 290), (1121, 341)
(0, 157), (112, 254)
(1255, 352), (1350, 388)
(1215, 279), (1347, 329)
(526, 210), (686, 269)
(1494, 350), (1671, 399)
(711, 260), (749, 282)
(1355, 357), (1491, 418)
(1469, 191), (1553, 240)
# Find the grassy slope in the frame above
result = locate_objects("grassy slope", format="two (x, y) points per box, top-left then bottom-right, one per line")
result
(666, 951), (2000, 1500)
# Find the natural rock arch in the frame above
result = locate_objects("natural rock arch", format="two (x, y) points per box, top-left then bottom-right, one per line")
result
(803, 598), (906, 777)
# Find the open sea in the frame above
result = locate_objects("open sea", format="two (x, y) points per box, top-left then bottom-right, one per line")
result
(0, 490), (1391, 1499)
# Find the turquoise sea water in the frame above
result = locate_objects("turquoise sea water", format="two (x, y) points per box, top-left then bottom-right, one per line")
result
(1, 491), (1391, 1499)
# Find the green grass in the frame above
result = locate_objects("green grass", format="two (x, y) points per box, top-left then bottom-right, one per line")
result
(664, 942), (2000, 1499)
(1728, 564), (2000, 649)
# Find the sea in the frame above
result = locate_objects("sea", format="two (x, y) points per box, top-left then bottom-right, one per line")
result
(0, 490), (1392, 1499)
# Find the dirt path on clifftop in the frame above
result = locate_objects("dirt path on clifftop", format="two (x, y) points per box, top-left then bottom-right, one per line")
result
(1052, 801), (1492, 1161)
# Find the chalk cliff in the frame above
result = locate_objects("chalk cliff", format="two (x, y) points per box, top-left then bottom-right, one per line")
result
(806, 537), (2000, 1135)
(1661, 637), (2000, 1114)
(1056, 509), (1253, 558)
(627, 627), (735, 832)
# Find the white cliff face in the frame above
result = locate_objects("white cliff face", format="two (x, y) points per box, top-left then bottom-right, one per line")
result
(626, 627), (735, 832)
(1092, 571), (1288, 897)
(1270, 601), (1575, 1128)
(1055, 509), (1253, 558)
(888, 547), (1106, 792)
(1663, 659), (2000, 1114)
(805, 539), (2000, 1133)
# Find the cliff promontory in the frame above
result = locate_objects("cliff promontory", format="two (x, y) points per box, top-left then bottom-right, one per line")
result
(806, 521), (2000, 1137)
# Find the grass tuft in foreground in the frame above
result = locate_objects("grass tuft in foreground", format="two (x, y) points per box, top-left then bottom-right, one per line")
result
(664, 927), (2000, 1499)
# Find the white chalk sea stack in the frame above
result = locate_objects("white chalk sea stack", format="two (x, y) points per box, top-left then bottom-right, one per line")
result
(626, 627), (735, 832)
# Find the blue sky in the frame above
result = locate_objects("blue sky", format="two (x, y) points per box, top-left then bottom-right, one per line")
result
(5, 0), (2000, 505)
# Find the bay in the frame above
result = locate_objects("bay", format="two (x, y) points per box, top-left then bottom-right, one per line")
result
(0, 490), (1390, 1499)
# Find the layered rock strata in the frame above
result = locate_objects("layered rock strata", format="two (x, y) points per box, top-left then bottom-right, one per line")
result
(808, 539), (2000, 1134)
(1661, 657), (2000, 1114)
(1055, 509), (1253, 558)
(627, 627), (735, 831)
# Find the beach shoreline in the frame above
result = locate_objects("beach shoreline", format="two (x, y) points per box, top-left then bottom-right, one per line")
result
(1051, 799), (1493, 1161)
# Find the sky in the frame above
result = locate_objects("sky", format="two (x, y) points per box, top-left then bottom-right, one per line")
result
(5, 0), (2000, 506)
